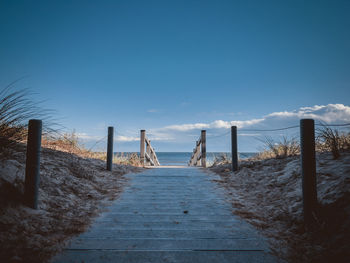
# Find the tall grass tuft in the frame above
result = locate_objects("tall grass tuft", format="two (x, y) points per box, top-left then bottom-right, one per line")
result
(0, 81), (57, 157)
(89, 152), (140, 165)
(256, 136), (300, 159)
(211, 153), (231, 166)
(316, 124), (350, 159)
(42, 131), (86, 155)
(113, 152), (141, 166)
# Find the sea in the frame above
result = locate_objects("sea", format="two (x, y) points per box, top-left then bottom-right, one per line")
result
(114, 152), (257, 166)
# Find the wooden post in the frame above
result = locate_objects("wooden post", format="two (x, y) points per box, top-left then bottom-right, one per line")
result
(201, 130), (206, 167)
(24, 119), (42, 209)
(231, 126), (238, 171)
(106, 126), (114, 171)
(300, 119), (318, 227)
(191, 147), (196, 166)
(196, 140), (201, 166)
(140, 130), (146, 166)
(150, 147), (153, 166)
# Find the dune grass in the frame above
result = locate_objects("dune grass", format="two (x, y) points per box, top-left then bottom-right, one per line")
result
(42, 132), (142, 167)
(251, 126), (349, 162)
(0, 82), (141, 166)
(316, 124), (350, 159)
(0, 83), (141, 262)
(86, 151), (142, 166)
(210, 125), (350, 262)
(255, 136), (300, 160)
(0, 82), (58, 158)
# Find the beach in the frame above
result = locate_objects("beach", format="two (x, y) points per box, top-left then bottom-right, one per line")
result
(210, 152), (350, 262)
(0, 143), (141, 262)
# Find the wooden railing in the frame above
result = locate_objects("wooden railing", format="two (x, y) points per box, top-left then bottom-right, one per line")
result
(140, 130), (160, 166)
(188, 130), (206, 167)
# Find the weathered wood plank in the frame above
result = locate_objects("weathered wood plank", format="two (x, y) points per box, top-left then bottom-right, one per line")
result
(144, 152), (155, 166)
(53, 168), (277, 263)
(140, 130), (146, 166)
(201, 130), (206, 167)
(140, 133), (160, 166)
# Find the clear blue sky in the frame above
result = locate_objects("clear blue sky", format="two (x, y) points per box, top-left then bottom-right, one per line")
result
(1, 0), (350, 152)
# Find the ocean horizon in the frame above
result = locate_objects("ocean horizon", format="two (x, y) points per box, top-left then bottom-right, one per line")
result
(113, 152), (257, 166)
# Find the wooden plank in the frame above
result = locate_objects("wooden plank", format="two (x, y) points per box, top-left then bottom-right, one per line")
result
(55, 250), (277, 263)
(146, 140), (151, 166)
(190, 141), (201, 166)
(141, 136), (160, 166)
(155, 157), (160, 166)
(145, 136), (151, 146)
(195, 143), (201, 166)
(145, 140), (160, 166)
(53, 167), (277, 263)
(190, 150), (197, 166)
(140, 130), (146, 166)
(201, 130), (206, 167)
(145, 152), (154, 166)
(150, 147), (159, 166)
(195, 154), (201, 166)
(189, 135), (205, 166)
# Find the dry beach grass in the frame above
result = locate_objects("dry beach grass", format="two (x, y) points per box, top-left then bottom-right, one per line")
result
(210, 131), (350, 263)
(0, 84), (142, 262)
(0, 141), (141, 262)
(2, 84), (350, 262)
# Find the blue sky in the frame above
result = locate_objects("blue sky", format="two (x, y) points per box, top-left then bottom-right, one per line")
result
(1, 0), (350, 152)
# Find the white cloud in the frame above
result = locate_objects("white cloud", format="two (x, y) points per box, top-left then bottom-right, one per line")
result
(162, 123), (209, 131)
(144, 130), (176, 142)
(76, 133), (140, 143)
(157, 104), (350, 133)
(238, 133), (261, 137)
(115, 136), (139, 142)
(158, 118), (264, 132)
(76, 104), (350, 152)
(147, 109), (158, 113)
(263, 104), (350, 125)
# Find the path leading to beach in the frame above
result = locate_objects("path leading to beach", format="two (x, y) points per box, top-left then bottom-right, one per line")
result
(53, 167), (278, 263)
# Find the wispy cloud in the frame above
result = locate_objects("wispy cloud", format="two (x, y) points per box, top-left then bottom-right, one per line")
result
(142, 103), (350, 147)
(147, 109), (159, 113)
(76, 104), (350, 151)
(115, 136), (139, 142)
(266, 104), (350, 123)
(156, 104), (350, 133)
(158, 118), (264, 132)
(238, 133), (261, 137)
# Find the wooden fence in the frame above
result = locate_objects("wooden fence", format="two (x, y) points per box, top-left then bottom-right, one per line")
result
(187, 120), (319, 228)
(21, 118), (322, 228)
(140, 130), (160, 166)
(188, 130), (206, 167)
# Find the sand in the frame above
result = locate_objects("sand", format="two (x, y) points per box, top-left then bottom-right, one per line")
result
(210, 151), (350, 262)
(0, 145), (141, 262)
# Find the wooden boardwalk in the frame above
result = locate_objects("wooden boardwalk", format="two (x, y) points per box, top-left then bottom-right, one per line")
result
(53, 167), (278, 263)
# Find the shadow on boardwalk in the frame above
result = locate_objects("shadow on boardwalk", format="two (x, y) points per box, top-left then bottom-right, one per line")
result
(53, 167), (279, 263)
